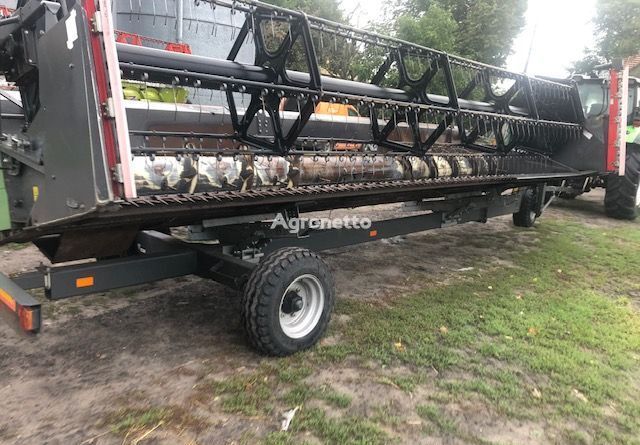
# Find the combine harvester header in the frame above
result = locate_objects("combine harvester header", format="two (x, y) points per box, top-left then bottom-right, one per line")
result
(0, 0), (625, 354)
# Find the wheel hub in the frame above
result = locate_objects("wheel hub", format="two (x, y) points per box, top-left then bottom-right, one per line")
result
(282, 291), (304, 314)
(279, 274), (325, 339)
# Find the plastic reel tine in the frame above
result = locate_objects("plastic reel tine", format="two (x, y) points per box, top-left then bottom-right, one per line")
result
(345, 99), (351, 132)
(128, 0), (133, 22)
(270, 13), (276, 40)
(172, 77), (180, 122)
(247, 10), (255, 43)
(219, 88), (225, 125)
(187, 0), (194, 32)
(522, 122), (530, 144)
(164, 0), (169, 26)
(195, 80), (203, 124)
(210, 2), (216, 36)
(137, 0), (141, 21)
(141, 72), (151, 121)
(230, 6), (237, 41)
(195, 1), (202, 34)
(151, 0), (157, 27)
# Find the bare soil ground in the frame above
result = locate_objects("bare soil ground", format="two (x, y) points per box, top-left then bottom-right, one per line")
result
(0, 190), (638, 445)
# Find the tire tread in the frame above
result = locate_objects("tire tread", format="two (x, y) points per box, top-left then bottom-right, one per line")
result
(513, 188), (537, 228)
(242, 247), (334, 356)
(605, 146), (640, 220)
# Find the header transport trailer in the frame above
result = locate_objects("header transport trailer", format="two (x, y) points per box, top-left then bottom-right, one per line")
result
(0, 0), (633, 355)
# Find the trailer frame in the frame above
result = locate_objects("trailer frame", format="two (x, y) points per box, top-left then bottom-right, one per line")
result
(0, 184), (536, 337)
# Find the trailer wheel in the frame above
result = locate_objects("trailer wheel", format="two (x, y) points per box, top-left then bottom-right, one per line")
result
(513, 188), (537, 228)
(605, 145), (640, 220)
(242, 247), (335, 356)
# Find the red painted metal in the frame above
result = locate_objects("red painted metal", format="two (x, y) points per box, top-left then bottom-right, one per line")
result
(83, 0), (122, 197)
(115, 31), (143, 46)
(606, 69), (620, 172)
(114, 30), (192, 54)
(0, 6), (14, 17)
(164, 42), (192, 54)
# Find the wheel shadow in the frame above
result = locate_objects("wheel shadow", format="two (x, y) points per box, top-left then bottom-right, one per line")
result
(550, 195), (608, 219)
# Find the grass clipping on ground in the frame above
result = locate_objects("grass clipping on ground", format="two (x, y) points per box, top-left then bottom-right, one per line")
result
(110, 221), (640, 445)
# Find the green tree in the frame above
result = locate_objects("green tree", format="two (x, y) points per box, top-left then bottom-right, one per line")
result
(260, 0), (360, 78)
(572, 0), (640, 74)
(264, 0), (345, 22)
(395, 3), (458, 52)
(394, 0), (528, 66)
(594, 0), (640, 60)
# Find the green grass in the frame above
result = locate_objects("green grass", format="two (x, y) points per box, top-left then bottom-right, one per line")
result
(310, 221), (640, 443)
(416, 404), (457, 434)
(110, 218), (640, 444)
(108, 407), (171, 433)
(209, 373), (275, 417)
(283, 384), (351, 408)
(290, 408), (387, 445)
(106, 405), (207, 438)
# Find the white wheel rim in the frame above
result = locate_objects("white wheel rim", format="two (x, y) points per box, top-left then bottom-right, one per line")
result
(635, 183), (640, 207)
(279, 274), (325, 339)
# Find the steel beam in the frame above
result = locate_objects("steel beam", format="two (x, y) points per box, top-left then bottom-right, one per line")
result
(46, 251), (198, 300)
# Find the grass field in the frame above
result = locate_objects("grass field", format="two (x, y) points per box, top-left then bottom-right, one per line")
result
(106, 218), (640, 444)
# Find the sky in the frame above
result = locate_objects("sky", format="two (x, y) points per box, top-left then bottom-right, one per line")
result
(506, 0), (597, 76)
(346, 0), (598, 78)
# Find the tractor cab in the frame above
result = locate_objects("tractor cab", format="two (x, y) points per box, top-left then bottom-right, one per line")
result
(573, 73), (639, 127)
(570, 69), (640, 219)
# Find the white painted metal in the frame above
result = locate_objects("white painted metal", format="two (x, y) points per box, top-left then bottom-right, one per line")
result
(98, 0), (137, 198)
(618, 66), (630, 177)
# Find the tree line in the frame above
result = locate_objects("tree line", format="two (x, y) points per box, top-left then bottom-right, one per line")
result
(263, 0), (639, 78)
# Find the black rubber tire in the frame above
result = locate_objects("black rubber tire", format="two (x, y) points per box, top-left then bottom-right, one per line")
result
(513, 188), (537, 228)
(605, 145), (640, 220)
(241, 247), (335, 356)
